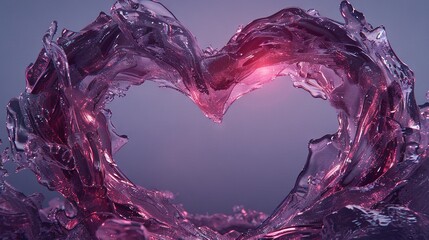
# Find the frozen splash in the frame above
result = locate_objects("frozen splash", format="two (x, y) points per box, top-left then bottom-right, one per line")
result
(2, 0), (429, 239)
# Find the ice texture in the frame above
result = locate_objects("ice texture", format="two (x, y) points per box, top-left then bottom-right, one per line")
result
(2, 0), (429, 239)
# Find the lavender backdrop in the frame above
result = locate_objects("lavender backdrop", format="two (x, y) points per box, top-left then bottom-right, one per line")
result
(0, 1), (428, 215)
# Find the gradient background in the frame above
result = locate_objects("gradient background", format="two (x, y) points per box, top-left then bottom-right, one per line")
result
(0, 1), (428, 215)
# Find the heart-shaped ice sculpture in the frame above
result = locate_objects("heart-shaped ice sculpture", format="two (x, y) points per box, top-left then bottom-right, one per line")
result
(3, 0), (429, 239)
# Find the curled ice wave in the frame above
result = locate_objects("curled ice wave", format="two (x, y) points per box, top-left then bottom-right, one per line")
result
(2, 0), (429, 239)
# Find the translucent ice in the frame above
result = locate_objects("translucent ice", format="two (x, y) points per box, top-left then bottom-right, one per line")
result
(2, 0), (429, 239)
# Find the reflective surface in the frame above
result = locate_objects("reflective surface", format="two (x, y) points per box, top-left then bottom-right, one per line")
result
(2, 1), (429, 239)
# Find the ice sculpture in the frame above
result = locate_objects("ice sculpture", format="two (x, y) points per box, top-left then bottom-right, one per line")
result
(2, 0), (429, 239)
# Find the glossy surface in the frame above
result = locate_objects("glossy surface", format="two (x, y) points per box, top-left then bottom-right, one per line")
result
(2, 0), (429, 239)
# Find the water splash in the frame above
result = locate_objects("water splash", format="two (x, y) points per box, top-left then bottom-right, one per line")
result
(2, 0), (429, 239)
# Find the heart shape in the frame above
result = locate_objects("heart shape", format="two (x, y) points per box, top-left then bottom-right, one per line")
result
(5, 0), (427, 239)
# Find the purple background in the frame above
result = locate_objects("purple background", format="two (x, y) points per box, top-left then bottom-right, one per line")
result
(0, 1), (428, 215)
